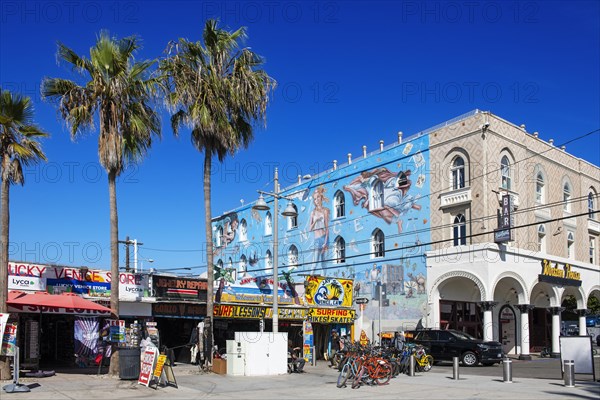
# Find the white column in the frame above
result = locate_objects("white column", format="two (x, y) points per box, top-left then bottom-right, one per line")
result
(517, 304), (532, 360)
(577, 310), (587, 336)
(549, 307), (564, 357)
(483, 310), (493, 341)
(481, 301), (497, 342)
(551, 312), (561, 355)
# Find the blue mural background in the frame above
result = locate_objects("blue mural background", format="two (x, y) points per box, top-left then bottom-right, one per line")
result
(212, 135), (430, 327)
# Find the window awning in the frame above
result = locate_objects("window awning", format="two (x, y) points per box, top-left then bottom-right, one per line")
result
(8, 291), (112, 315)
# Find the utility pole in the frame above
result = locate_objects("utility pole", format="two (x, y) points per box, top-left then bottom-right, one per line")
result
(118, 237), (143, 272)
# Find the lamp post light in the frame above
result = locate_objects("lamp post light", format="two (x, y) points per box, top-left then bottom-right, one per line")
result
(252, 167), (298, 333)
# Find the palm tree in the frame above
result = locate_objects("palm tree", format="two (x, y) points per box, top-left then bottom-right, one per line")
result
(0, 89), (48, 380)
(42, 31), (160, 375)
(160, 19), (275, 362)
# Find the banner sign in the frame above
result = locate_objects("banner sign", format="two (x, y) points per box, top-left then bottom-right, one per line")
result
(152, 303), (206, 319)
(538, 259), (582, 287)
(213, 304), (307, 320)
(8, 275), (46, 291)
(303, 321), (314, 363)
(153, 276), (207, 301)
(8, 262), (151, 301)
(1, 322), (18, 356)
(306, 308), (356, 324)
(109, 320), (125, 343)
(153, 354), (167, 378)
(138, 347), (158, 387)
(217, 275), (297, 305)
(495, 194), (512, 243)
(8, 304), (111, 316)
(74, 317), (99, 358)
(304, 276), (354, 307)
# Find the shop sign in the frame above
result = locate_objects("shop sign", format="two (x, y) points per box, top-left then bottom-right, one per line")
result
(213, 305), (307, 320)
(306, 308), (356, 323)
(303, 321), (314, 364)
(109, 320), (125, 343)
(153, 276), (207, 301)
(1, 322), (17, 356)
(8, 275), (46, 291)
(538, 259), (582, 287)
(119, 273), (150, 301)
(152, 303), (206, 319)
(495, 194), (512, 243)
(138, 347), (158, 387)
(8, 304), (111, 316)
(304, 276), (354, 307)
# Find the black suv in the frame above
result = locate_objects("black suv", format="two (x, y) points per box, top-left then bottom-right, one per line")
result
(405, 329), (504, 367)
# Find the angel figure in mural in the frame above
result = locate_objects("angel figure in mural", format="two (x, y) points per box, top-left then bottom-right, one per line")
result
(308, 186), (330, 275)
(222, 212), (239, 247)
(343, 167), (421, 233)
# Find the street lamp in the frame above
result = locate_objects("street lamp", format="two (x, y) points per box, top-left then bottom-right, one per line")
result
(252, 167), (298, 333)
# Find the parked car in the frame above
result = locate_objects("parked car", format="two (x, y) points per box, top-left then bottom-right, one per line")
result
(586, 315), (600, 327)
(405, 329), (504, 367)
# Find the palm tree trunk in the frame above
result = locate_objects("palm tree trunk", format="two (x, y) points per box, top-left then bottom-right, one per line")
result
(0, 156), (11, 380)
(204, 150), (214, 364)
(107, 169), (120, 376)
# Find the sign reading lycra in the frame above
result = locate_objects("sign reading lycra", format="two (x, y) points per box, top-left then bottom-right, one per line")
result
(538, 259), (582, 287)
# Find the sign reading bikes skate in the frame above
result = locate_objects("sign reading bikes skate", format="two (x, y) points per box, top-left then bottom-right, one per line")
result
(306, 308), (356, 323)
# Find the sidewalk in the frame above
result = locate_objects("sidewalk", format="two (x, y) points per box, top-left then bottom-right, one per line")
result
(2, 361), (599, 399)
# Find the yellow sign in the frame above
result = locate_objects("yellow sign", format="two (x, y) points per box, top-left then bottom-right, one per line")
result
(304, 276), (353, 307)
(153, 354), (167, 378)
(214, 304), (307, 320)
(359, 330), (369, 346)
(306, 308), (356, 323)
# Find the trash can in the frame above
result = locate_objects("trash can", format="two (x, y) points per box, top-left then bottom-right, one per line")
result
(119, 347), (141, 380)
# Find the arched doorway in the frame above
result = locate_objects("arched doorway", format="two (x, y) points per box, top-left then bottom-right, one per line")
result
(498, 305), (518, 355)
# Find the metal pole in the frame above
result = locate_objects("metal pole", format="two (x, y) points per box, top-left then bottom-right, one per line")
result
(563, 360), (575, 387)
(453, 356), (459, 380)
(502, 358), (512, 383)
(273, 168), (279, 334)
(378, 282), (382, 342)
(133, 239), (138, 273)
(409, 354), (415, 376)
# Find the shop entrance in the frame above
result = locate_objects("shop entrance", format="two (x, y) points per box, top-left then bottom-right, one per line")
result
(439, 300), (483, 338)
(498, 305), (517, 355)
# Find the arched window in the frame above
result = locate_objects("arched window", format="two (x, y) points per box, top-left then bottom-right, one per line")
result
(501, 156), (511, 190)
(537, 224), (546, 252)
(239, 255), (247, 275)
(334, 190), (345, 218)
(563, 182), (572, 212)
(334, 236), (346, 264)
(228, 257), (233, 269)
(372, 229), (385, 258)
(397, 171), (409, 188)
(265, 250), (273, 274)
(288, 205), (298, 230)
(451, 156), (465, 190)
(535, 172), (545, 204)
(589, 191), (596, 219)
(567, 232), (575, 259)
(288, 245), (298, 268)
(216, 226), (224, 247)
(239, 219), (248, 242)
(217, 259), (224, 269)
(453, 214), (467, 246)
(371, 180), (384, 210)
(265, 212), (273, 236)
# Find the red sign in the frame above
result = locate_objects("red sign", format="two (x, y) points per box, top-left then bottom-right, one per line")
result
(138, 348), (158, 387)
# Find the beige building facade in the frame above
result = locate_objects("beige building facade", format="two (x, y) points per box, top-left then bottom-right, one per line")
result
(425, 110), (599, 359)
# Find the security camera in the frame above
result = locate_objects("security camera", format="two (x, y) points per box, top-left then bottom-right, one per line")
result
(480, 122), (490, 130)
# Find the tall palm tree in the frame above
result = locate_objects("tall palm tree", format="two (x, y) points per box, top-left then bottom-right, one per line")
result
(42, 31), (160, 375)
(0, 89), (48, 380)
(160, 19), (275, 362)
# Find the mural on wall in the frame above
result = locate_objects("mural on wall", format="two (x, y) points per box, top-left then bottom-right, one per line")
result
(212, 135), (430, 326)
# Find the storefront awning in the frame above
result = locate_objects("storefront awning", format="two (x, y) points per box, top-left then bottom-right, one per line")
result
(8, 290), (112, 314)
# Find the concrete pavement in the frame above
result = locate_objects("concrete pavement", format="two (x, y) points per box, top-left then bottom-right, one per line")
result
(2, 358), (599, 399)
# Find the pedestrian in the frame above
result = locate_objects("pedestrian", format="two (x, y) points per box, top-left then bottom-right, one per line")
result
(330, 329), (341, 367)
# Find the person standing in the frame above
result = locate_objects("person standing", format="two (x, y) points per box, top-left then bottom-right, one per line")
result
(330, 329), (341, 367)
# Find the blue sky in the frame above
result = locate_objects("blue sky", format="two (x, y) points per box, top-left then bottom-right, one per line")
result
(1, 1), (599, 273)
